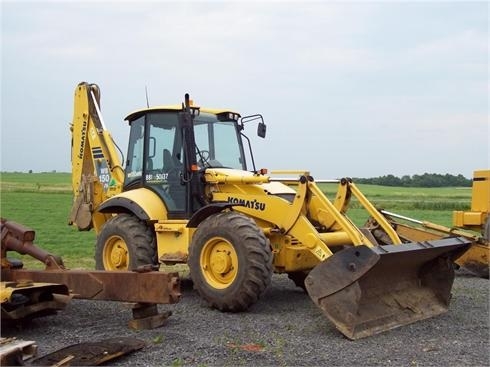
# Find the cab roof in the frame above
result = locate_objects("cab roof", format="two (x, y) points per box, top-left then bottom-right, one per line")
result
(124, 105), (240, 122)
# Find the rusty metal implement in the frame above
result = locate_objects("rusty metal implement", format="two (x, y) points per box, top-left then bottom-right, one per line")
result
(31, 337), (146, 366)
(1, 218), (181, 329)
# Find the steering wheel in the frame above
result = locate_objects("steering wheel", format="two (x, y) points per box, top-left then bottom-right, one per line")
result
(198, 150), (210, 167)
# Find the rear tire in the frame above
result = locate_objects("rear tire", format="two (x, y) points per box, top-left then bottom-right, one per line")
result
(189, 211), (273, 312)
(95, 214), (157, 271)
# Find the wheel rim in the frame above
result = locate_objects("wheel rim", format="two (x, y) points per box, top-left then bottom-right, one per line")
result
(103, 235), (129, 270)
(200, 237), (238, 289)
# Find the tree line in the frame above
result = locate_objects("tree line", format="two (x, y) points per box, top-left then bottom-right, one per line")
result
(353, 173), (471, 187)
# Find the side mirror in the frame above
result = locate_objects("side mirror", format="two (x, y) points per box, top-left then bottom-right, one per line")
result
(257, 122), (267, 138)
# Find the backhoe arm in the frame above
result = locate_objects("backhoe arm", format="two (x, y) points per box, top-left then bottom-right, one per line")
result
(69, 82), (125, 230)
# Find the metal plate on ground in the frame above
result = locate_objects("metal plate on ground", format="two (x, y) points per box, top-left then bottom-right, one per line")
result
(31, 337), (145, 366)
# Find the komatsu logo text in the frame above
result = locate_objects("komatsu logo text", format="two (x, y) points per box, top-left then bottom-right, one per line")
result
(78, 119), (87, 159)
(227, 197), (266, 211)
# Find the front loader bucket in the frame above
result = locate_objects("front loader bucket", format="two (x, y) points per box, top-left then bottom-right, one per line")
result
(305, 237), (471, 340)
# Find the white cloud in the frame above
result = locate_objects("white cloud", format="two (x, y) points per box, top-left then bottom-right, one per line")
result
(0, 1), (487, 178)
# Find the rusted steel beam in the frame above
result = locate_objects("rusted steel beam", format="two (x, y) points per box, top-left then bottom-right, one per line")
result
(1, 218), (181, 305)
(2, 268), (181, 304)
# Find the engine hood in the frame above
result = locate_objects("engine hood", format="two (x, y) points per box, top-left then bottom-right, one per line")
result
(204, 168), (296, 195)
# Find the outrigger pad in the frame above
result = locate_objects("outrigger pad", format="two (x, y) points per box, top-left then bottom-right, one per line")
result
(305, 237), (471, 340)
(31, 337), (145, 366)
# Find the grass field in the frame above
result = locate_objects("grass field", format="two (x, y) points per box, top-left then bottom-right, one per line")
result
(0, 172), (471, 270)
(1, 172), (94, 269)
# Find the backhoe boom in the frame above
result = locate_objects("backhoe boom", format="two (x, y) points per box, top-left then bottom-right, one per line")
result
(69, 82), (125, 231)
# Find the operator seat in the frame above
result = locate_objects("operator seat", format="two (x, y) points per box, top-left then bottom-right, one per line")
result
(163, 149), (185, 210)
(146, 158), (154, 171)
(163, 149), (174, 172)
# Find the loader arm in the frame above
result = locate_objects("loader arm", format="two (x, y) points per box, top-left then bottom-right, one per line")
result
(210, 173), (396, 262)
(209, 172), (367, 261)
(69, 82), (125, 231)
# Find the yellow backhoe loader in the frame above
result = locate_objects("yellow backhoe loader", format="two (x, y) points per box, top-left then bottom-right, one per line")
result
(69, 82), (471, 340)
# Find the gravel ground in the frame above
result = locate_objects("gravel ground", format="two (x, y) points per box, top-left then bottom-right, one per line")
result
(2, 270), (489, 367)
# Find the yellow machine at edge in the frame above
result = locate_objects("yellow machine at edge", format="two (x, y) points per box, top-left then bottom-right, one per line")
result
(374, 169), (489, 279)
(69, 82), (471, 340)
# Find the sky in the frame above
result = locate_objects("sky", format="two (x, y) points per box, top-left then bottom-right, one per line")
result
(1, 1), (488, 179)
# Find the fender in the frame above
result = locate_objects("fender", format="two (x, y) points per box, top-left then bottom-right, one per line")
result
(97, 188), (168, 221)
(187, 202), (238, 228)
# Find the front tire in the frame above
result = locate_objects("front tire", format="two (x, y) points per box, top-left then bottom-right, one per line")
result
(188, 211), (273, 312)
(95, 214), (157, 271)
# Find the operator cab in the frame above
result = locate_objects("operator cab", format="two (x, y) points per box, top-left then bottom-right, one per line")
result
(123, 104), (264, 218)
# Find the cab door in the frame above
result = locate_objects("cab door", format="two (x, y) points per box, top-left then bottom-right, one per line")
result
(125, 111), (188, 216)
(145, 112), (187, 214)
